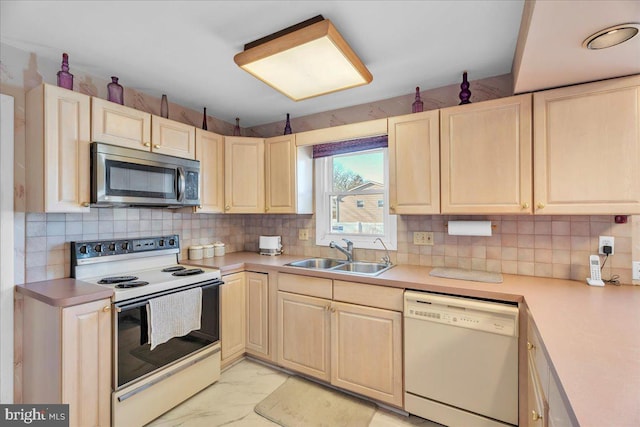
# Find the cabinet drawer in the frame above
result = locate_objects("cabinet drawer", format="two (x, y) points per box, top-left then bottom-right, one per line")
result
(278, 273), (332, 299)
(333, 280), (403, 311)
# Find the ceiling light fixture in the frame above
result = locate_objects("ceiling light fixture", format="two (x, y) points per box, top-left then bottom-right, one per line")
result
(234, 15), (372, 101)
(582, 23), (640, 49)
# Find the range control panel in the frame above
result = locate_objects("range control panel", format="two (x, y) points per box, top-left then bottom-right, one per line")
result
(71, 234), (179, 262)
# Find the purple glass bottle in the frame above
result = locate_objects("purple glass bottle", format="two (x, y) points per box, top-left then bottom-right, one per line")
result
(57, 53), (74, 90)
(107, 77), (124, 105)
(459, 71), (472, 105)
(233, 118), (241, 136)
(284, 113), (292, 135)
(412, 87), (423, 113)
(202, 107), (208, 130)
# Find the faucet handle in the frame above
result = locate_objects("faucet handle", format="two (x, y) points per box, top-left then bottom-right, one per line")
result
(342, 238), (353, 247)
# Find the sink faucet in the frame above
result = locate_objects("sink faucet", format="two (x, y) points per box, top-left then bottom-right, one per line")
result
(374, 238), (392, 266)
(330, 239), (354, 262)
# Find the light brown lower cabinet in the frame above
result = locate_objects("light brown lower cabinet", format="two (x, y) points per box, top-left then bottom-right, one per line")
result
(220, 272), (246, 367)
(245, 272), (270, 358)
(23, 297), (111, 427)
(277, 279), (403, 407)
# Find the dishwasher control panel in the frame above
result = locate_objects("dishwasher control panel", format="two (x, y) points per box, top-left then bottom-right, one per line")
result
(404, 291), (518, 337)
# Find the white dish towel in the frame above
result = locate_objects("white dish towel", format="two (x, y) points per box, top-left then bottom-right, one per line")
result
(147, 287), (202, 350)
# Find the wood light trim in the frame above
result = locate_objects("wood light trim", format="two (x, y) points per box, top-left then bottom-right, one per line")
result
(296, 118), (387, 147)
(234, 18), (372, 101)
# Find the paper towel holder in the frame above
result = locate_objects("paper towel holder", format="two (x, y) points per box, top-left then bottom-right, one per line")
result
(444, 222), (497, 229)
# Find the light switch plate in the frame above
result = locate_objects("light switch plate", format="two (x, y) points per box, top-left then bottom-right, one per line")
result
(633, 261), (640, 281)
(298, 229), (309, 241)
(413, 232), (434, 246)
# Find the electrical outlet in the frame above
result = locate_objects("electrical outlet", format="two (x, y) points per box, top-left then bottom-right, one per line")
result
(598, 236), (615, 255)
(633, 261), (640, 281)
(413, 231), (434, 246)
(298, 229), (309, 241)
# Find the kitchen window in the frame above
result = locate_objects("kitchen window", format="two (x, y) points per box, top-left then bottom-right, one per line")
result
(315, 147), (397, 250)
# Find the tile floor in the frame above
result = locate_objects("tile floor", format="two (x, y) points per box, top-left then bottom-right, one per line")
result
(147, 358), (442, 427)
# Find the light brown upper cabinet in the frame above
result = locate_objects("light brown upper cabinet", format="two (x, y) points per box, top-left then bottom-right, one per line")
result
(533, 75), (640, 214)
(265, 134), (313, 214)
(388, 110), (440, 214)
(91, 97), (151, 150)
(26, 84), (91, 212)
(440, 94), (532, 214)
(194, 129), (224, 213)
(150, 116), (196, 159)
(224, 136), (265, 213)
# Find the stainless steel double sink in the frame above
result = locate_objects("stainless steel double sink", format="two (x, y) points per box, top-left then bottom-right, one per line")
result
(284, 258), (393, 276)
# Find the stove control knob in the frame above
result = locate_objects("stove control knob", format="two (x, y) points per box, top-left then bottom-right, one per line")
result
(79, 245), (88, 254)
(158, 239), (165, 247)
(169, 238), (176, 246)
(108, 243), (116, 251)
(121, 242), (129, 251)
(94, 244), (103, 253)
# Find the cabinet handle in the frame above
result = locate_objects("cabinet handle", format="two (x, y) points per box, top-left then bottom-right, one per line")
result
(154, 144), (161, 149)
(527, 341), (535, 351)
(324, 305), (330, 311)
(225, 206), (230, 211)
(102, 305), (111, 313)
(144, 142), (151, 147)
(531, 410), (542, 421)
(82, 202), (90, 208)
(330, 307), (336, 313)
(198, 205), (203, 209)
(521, 202), (530, 209)
(265, 207), (269, 212)
(537, 202), (545, 210)
(390, 206), (396, 212)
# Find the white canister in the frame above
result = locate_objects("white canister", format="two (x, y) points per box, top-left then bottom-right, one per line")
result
(189, 245), (203, 260)
(203, 244), (214, 258)
(213, 242), (225, 257)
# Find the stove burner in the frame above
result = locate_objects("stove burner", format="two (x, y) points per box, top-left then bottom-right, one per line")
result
(162, 266), (186, 273)
(172, 268), (204, 277)
(115, 281), (149, 289)
(98, 276), (138, 284)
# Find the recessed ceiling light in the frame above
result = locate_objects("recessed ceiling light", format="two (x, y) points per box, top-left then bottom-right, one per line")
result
(582, 23), (640, 49)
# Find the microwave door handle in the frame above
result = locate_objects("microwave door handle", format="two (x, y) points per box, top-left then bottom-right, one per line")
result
(177, 167), (186, 202)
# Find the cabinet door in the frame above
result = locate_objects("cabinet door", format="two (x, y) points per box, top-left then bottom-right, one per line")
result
(388, 110), (440, 214)
(441, 94), (532, 214)
(224, 136), (265, 213)
(245, 272), (269, 357)
(220, 273), (246, 367)
(26, 84), (91, 212)
(265, 134), (296, 213)
(195, 129), (224, 213)
(533, 75), (640, 214)
(331, 301), (403, 407)
(91, 97), (151, 150)
(151, 115), (196, 159)
(62, 298), (111, 427)
(277, 291), (331, 381)
(528, 351), (549, 427)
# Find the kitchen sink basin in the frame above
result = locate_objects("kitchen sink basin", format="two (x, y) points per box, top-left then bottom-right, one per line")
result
(286, 258), (346, 269)
(285, 258), (393, 276)
(332, 261), (393, 276)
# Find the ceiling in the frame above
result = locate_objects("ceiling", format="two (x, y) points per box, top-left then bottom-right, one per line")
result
(1, 1), (638, 127)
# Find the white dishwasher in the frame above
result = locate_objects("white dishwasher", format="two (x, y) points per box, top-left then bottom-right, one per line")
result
(404, 291), (519, 427)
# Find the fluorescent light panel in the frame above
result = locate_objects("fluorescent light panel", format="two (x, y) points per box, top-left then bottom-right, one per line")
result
(234, 19), (372, 101)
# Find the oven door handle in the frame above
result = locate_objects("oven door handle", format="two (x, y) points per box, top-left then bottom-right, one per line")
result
(116, 347), (220, 402)
(114, 279), (223, 312)
(177, 166), (186, 202)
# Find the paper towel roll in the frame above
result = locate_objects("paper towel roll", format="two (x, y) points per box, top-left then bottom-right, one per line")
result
(447, 220), (492, 236)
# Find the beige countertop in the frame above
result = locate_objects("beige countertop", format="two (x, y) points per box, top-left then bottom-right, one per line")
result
(17, 252), (639, 426)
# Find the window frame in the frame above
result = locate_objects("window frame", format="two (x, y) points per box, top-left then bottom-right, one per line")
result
(315, 148), (397, 250)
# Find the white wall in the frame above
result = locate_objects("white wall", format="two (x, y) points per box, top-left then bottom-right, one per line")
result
(0, 93), (15, 402)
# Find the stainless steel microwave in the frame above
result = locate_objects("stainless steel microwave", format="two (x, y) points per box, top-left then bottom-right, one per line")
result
(91, 142), (200, 207)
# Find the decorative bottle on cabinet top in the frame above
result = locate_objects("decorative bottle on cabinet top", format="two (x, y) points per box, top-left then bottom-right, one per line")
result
(284, 113), (292, 135)
(202, 107), (208, 130)
(233, 117), (241, 136)
(57, 53), (73, 90)
(412, 87), (423, 113)
(459, 71), (471, 105)
(107, 76), (124, 105)
(160, 94), (169, 118)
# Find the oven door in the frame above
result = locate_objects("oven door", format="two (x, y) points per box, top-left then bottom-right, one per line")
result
(113, 279), (221, 390)
(92, 142), (200, 207)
